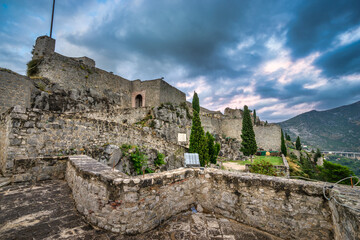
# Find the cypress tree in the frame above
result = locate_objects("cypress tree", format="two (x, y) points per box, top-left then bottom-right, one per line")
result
(189, 110), (209, 166)
(240, 105), (257, 157)
(285, 133), (291, 141)
(206, 132), (220, 164)
(281, 129), (287, 156)
(253, 109), (257, 125)
(296, 136), (302, 150)
(192, 91), (200, 113)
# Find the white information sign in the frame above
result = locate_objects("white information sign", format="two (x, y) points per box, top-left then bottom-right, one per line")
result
(178, 133), (187, 142)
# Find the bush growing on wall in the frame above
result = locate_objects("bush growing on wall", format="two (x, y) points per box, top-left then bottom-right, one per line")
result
(130, 148), (148, 175)
(26, 58), (43, 77)
(154, 153), (165, 167)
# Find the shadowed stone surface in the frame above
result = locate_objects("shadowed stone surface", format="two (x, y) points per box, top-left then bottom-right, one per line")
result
(0, 180), (283, 240)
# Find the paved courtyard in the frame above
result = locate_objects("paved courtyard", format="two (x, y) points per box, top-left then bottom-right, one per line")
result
(0, 180), (282, 240)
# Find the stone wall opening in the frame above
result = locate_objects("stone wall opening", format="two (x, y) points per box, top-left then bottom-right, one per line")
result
(135, 94), (143, 108)
(131, 91), (146, 108)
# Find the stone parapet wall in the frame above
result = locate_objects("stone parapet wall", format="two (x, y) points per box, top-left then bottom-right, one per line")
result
(66, 155), (360, 239)
(9, 156), (67, 182)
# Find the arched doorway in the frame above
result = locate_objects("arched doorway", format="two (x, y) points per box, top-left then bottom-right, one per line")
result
(135, 94), (143, 108)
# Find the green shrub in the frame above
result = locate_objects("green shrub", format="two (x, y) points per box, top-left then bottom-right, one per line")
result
(130, 148), (148, 175)
(120, 144), (132, 153)
(250, 159), (277, 176)
(318, 160), (358, 185)
(154, 153), (165, 167)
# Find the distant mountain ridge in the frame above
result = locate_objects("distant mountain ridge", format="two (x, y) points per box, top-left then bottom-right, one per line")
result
(279, 101), (360, 152)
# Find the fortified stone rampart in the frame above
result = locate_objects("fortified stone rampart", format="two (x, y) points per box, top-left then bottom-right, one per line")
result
(0, 106), (186, 177)
(36, 52), (133, 107)
(66, 155), (360, 239)
(0, 69), (34, 114)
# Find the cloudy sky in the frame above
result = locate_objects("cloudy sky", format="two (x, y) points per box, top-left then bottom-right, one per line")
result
(1, 0), (360, 122)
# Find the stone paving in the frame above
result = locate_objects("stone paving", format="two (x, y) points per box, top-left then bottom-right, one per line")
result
(0, 180), (283, 240)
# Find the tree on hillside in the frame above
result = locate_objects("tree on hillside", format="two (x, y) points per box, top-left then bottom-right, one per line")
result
(318, 160), (357, 185)
(296, 136), (302, 150)
(314, 148), (322, 164)
(189, 110), (209, 166)
(192, 91), (200, 113)
(240, 105), (257, 160)
(281, 129), (287, 156)
(206, 132), (220, 164)
(285, 133), (291, 141)
(253, 109), (257, 125)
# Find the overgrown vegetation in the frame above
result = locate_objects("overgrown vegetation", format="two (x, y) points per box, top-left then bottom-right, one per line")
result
(326, 155), (360, 176)
(135, 113), (153, 127)
(154, 153), (165, 167)
(130, 148), (148, 175)
(318, 160), (358, 185)
(26, 58), (43, 77)
(287, 148), (358, 185)
(250, 159), (277, 176)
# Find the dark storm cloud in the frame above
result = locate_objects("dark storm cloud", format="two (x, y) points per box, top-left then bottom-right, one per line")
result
(286, 0), (360, 59)
(255, 81), (316, 103)
(315, 40), (360, 77)
(66, 0), (293, 80)
(1, 0), (360, 122)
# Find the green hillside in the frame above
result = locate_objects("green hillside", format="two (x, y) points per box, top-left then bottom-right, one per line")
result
(279, 101), (360, 152)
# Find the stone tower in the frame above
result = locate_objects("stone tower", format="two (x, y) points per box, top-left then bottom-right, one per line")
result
(32, 35), (55, 59)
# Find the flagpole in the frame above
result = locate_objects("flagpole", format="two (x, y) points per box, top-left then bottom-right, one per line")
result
(50, 0), (55, 38)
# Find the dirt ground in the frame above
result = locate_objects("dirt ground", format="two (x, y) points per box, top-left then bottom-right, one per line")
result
(221, 161), (246, 171)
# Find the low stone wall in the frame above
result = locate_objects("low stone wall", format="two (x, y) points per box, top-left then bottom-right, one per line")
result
(281, 154), (290, 177)
(10, 156), (67, 182)
(66, 155), (360, 239)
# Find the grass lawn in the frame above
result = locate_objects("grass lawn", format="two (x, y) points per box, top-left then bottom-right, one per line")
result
(230, 156), (283, 166)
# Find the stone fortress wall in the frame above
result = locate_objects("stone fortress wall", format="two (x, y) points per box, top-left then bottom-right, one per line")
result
(32, 36), (186, 109)
(0, 106), (186, 177)
(0, 69), (34, 114)
(67, 155), (360, 240)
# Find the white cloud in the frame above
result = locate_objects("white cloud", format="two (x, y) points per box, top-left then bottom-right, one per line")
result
(334, 25), (360, 47)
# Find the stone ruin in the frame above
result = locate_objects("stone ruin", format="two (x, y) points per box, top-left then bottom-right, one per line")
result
(0, 36), (359, 239)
